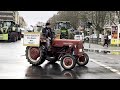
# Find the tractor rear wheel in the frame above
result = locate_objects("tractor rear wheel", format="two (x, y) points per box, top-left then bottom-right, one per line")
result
(26, 46), (46, 66)
(61, 54), (76, 70)
(76, 53), (89, 66)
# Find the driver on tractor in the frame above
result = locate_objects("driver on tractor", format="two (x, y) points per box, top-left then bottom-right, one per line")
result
(42, 22), (55, 51)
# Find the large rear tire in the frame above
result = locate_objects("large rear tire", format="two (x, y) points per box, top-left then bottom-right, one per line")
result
(18, 33), (21, 40)
(26, 46), (46, 66)
(76, 53), (89, 66)
(61, 54), (76, 70)
(9, 32), (17, 42)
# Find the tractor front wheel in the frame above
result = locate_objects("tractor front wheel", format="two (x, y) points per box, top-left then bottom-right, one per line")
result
(61, 54), (76, 70)
(76, 53), (89, 66)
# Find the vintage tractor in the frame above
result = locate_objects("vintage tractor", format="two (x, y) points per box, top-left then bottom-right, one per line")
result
(24, 32), (89, 70)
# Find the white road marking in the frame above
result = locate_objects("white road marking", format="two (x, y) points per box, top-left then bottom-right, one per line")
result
(90, 58), (120, 75)
(100, 55), (114, 60)
(94, 53), (114, 60)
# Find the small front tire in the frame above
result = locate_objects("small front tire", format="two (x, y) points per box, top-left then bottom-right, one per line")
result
(76, 53), (89, 66)
(61, 54), (76, 70)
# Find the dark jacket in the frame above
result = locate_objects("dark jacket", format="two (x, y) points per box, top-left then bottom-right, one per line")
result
(42, 27), (54, 39)
(104, 35), (109, 40)
(42, 27), (51, 38)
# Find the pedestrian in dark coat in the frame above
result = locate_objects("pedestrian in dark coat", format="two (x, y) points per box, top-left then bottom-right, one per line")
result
(103, 34), (109, 47)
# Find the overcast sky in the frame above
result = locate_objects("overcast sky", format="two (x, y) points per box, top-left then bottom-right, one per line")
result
(19, 11), (58, 27)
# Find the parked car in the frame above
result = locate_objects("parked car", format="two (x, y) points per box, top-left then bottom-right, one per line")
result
(84, 36), (90, 41)
(84, 34), (102, 42)
(74, 31), (84, 42)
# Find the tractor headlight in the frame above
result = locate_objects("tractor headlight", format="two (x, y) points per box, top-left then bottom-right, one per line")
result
(79, 49), (83, 52)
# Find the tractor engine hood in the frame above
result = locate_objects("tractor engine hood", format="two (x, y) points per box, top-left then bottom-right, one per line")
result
(52, 39), (83, 47)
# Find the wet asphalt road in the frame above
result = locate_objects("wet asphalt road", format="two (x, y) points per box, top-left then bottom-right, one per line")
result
(0, 39), (120, 79)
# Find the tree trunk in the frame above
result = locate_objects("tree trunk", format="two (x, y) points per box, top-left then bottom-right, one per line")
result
(96, 26), (100, 44)
(97, 30), (100, 44)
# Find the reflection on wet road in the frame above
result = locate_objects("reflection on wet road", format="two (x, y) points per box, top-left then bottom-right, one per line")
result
(25, 62), (88, 79)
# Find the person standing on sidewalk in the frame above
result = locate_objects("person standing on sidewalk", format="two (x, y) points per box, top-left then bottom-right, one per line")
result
(103, 34), (109, 47)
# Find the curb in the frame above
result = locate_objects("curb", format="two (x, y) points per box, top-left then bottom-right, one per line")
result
(84, 48), (120, 55)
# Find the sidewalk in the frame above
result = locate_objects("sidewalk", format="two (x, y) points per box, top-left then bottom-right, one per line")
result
(84, 43), (120, 50)
(84, 43), (120, 55)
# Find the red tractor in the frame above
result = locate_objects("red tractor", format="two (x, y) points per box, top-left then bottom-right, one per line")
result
(25, 34), (89, 70)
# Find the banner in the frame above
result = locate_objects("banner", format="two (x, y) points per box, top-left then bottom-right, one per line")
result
(23, 32), (40, 47)
(111, 26), (118, 39)
(111, 39), (120, 44)
(111, 26), (118, 44)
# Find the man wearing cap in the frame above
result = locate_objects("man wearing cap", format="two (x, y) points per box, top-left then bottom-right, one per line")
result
(42, 22), (54, 51)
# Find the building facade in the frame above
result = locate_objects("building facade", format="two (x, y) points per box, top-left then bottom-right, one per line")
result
(0, 11), (27, 28)
(0, 11), (19, 24)
(19, 16), (27, 28)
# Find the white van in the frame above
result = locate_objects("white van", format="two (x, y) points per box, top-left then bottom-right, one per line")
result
(74, 31), (84, 42)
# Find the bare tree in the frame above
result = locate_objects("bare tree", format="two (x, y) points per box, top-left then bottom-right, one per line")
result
(84, 11), (108, 43)
(48, 11), (80, 29)
(48, 11), (117, 44)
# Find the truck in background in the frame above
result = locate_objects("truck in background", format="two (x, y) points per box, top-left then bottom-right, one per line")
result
(0, 11), (22, 42)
